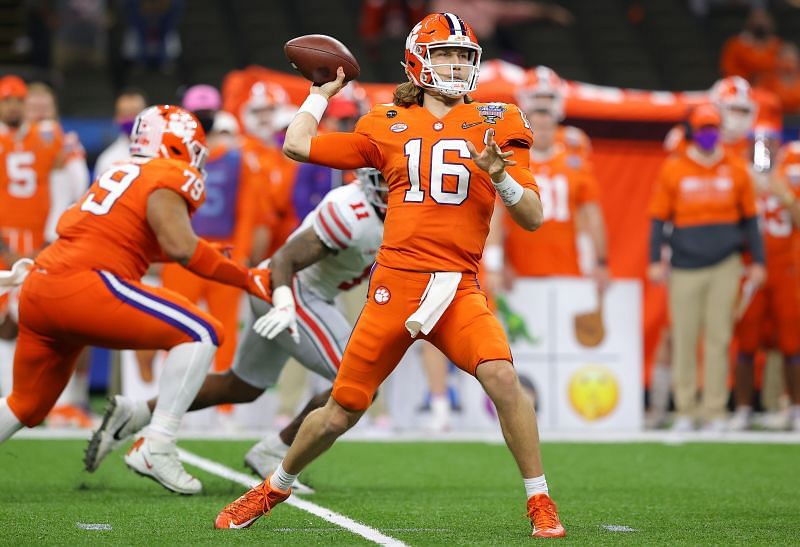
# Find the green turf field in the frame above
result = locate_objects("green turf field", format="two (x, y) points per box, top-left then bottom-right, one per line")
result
(0, 439), (798, 545)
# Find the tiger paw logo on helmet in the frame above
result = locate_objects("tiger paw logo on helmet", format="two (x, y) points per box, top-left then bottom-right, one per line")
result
(373, 286), (391, 304)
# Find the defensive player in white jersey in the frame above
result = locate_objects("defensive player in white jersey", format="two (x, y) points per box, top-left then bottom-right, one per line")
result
(85, 168), (387, 480)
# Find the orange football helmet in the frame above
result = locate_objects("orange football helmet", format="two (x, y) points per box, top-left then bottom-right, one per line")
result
(129, 105), (208, 173)
(404, 12), (482, 97)
(778, 141), (800, 168)
(516, 66), (567, 120)
(0, 75), (27, 99)
(709, 76), (756, 139)
(240, 81), (290, 141)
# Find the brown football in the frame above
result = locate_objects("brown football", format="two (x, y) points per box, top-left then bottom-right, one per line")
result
(284, 34), (360, 85)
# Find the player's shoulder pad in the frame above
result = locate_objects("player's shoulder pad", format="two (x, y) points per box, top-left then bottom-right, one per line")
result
(354, 103), (404, 135)
(313, 185), (362, 251)
(475, 102), (533, 148)
(561, 125), (592, 153)
(663, 124), (686, 153)
(34, 119), (64, 145)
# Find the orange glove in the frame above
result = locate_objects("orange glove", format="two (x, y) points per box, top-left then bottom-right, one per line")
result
(246, 268), (272, 301)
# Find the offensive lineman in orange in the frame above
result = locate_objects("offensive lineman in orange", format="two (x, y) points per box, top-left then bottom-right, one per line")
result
(215, 13), (565, 538)
(0, 105), (272, 495)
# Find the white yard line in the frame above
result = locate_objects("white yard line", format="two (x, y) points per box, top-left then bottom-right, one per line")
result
(17, 427), (800, 444)
(176, 448), (408, 547)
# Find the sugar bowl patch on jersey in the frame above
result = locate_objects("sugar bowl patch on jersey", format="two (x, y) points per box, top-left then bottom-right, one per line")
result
(477, 103), (507, 124)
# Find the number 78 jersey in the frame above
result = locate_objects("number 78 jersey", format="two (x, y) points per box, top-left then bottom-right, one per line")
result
(36, 157), (205, 279)
(308, 102), (537, 274)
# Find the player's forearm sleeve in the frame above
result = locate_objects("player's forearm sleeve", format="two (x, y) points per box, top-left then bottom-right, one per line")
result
(185, 238), (249, 289)
(742, 216), (765, 265)
(309, 132), (380, 170)
(650, 219), (666, 263)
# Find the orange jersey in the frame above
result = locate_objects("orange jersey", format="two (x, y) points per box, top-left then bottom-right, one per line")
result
(649, 149), (756, 227)
(720, 35), (781, 81)
(505, 148), (598, 276)
(309, 101), (536, 274)
(0, 121), (64, 251)
(555, 125), (592, 159)
(36, 157), (205, 279)
(240, 136), (299, 257)
(758, 161), (800, 268)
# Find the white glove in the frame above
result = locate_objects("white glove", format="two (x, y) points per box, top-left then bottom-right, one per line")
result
(252, 285), (300, 343)
(0, 258), (34, 296)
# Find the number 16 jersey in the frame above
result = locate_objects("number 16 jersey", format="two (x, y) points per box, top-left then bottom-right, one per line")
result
(36, 157), (206, 279)
(308, 101), (537, 274)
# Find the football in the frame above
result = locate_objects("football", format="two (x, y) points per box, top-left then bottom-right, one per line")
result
(284, 34), (360, 85)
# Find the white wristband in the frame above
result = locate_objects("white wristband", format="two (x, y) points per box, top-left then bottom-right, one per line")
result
(482, 245), (504, 273)
(298, 94), (329, 124)
(492, 172), (525, 207)
(271, 285), (296, 310)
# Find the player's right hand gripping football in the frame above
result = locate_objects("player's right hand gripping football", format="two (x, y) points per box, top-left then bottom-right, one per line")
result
(311, 66), (347, 99)
(252, 285), (300, 343)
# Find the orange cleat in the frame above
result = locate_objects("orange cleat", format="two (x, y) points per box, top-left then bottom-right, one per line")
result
(214, 475), (291, 529)
(527, 494), (566, 538)
(47, 404), (96, 429)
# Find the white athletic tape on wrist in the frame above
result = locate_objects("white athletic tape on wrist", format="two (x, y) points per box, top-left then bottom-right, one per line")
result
(298, 94), (329, 124)
(493, 172), (525, 207)
(482, 245), (504, 273)
(271, 285), (295, 310)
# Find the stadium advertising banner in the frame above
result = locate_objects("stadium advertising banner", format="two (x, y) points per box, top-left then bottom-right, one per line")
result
(505, 278), (643, 431)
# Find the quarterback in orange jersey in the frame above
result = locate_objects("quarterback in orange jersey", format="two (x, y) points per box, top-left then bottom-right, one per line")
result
(215, 13), (565, 539)
(734, 141), (800, 431)
(503, 65), (608, 284)
(0, 105), (272, 495)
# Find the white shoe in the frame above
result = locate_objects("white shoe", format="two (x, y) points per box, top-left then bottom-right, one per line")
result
(758, 410), (791, 430)
(84, 395), (150, 472)
(671, 416), (694, 432)
(124, 435), (201, 495)
(244, 435), (288, 480)
(701, 418), (727, 433)
(425, 397), (451, 433)
(728, 408), (752, 431)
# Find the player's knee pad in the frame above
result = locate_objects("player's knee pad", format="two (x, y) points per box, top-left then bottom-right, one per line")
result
(332, 384), (371, 412)
(7, 392), (51, 427)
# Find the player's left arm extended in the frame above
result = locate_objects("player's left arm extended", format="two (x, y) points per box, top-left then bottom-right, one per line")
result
(268, 227), (333, 290)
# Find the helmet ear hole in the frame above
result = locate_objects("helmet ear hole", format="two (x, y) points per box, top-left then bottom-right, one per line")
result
(169, 145), (182, 156)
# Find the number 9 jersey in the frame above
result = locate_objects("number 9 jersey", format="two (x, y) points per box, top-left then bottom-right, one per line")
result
(308, 101), (537, 274)
(36, 157), (206, 279)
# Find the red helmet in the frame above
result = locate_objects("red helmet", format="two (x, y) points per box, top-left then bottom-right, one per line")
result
(516, 66), (567, 120)
(709, 76), (756, 138)
(129, 105), (208, 172)
(404, 13), (482, 97)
